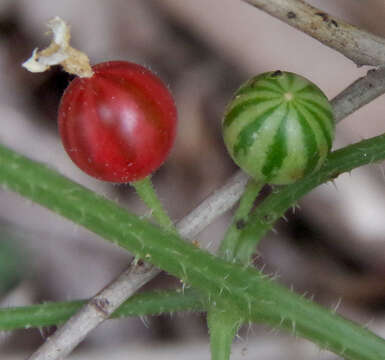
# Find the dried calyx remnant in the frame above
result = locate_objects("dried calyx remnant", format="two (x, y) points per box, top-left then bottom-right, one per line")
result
(22, 16), (93, 78)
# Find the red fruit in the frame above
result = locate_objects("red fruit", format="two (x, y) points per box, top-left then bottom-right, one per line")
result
(58, 61), (177, 182)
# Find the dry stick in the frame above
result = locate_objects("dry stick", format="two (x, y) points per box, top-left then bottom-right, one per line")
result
(242, 0), (385, 67)
(27, 171), (249, 360)
(332, 66), (385, 121)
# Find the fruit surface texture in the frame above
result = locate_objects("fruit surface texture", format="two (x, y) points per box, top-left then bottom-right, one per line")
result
(58, 61), (177, 183)
(222, 71), (335, 185)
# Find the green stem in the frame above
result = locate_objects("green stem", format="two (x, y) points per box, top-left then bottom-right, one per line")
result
(0, 289), (206, 331)
(218, 179), (263, 263)
(131, 176), (176, 234)
(235, 134), (385, 263)
(208, 179), (262, 360)
(1, 137), (385, 359)
(207, 305), (243, 360)
(0, 234), (23, 295)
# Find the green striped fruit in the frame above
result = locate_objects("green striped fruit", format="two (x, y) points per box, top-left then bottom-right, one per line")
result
(222, 71), (335, 185)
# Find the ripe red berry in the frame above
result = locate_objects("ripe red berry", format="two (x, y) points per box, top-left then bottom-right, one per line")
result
(58, 61), (177, 182)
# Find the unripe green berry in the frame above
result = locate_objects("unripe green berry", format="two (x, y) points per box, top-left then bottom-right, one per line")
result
(222, 71), (335, 185)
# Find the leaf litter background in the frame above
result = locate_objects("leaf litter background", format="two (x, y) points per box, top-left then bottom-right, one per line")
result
(0, 0), (385, 359)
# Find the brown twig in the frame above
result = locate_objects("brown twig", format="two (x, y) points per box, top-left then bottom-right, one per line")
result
(242, 0), (385, 66)
(332, 66), (385, 121)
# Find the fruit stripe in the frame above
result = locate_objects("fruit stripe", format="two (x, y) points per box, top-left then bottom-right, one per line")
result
(227, 91), (281, 110)
(287, 72), (296, 87)
(265, 77), (287, 90)
(233, 104), (284, 157)
(292, 103), (321, 175)
(295, 83), (318, 94)
(299, 101), (334, 149)
(258, 79), (285, 92)
(223, 98), (281, 129)
(262, 104), (289, 180)
(298, 97), (334, 121)
(297, 97), (334, 133)
(236, 85), (281, 96)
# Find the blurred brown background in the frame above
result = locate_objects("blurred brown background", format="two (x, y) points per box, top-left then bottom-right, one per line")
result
(0, 1), (385, 359)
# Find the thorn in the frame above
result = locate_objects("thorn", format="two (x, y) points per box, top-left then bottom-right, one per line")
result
(331, 180), (339, 191)
(139, 315), (150, 328)
(377, 163), (385, 181)
(363, 318), (374, 329)
(235, 333), (244, 342)
(291, 320), (296, 335)
(332, 298), (342, 313)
